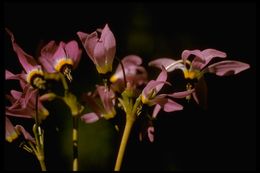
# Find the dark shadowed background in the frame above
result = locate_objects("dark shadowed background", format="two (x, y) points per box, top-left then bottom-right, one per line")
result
(4, 2), (256, 171)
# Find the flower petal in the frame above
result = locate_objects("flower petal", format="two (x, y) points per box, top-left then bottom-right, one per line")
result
(64, 40), (82, 69)
(207, 60), (250, 76)
(38, 41), (58, 72)
(155, 67), (168, 92)
(147, 126), (155, 142)
(149, 58), (185, 72)
(15, 125), (35, 143)
(102, 24), (116, 66)
(77, 31), (98, 63)
(96, 85), (115, 116)
(81, 112), (100, 123)
(193, 49), (227, 69)
(182, 49), (227, 70)
(152, 97), (183, 113)
(6, 28), (40, 73)
(142, 80), (169, 103)
(168, 89), (195, 98)
(5, 117), (18, 142)
(152, 104), (162, 118)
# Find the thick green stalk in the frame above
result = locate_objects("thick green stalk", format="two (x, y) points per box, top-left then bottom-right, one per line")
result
(114, 118), (135, 171)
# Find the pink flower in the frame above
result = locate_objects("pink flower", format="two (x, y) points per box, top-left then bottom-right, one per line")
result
(77, 24), (116, 74)
(139, 125), (155, 143)
(149, 48), (250, 106)
(150, 48), (250, 79)
(141, 67), (184, 118)
(110, 55), (147, 93)
(5, 117), (35, 143)
(39, 40), (82, 81)
(81, 85), (116, 123)
(6, 28), (46, 89)
(5, 70), (49, 123)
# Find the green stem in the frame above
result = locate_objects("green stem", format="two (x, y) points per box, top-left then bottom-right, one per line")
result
(114, 118), (135, 171)
(38, 157), (47, 171)
(28, 140), (46, 171)
(72, 117), (79, 171)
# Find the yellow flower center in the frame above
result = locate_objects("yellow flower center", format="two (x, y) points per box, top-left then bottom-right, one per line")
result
(110, 74), (118, 83)
(183, 69), (200, 79)
(6, 131), (19, 143)
(26, 68), (44, 83)
(54, 58), (73, 72)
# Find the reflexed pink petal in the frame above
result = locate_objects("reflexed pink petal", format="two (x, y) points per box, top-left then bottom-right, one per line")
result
(23, 86), (37, 107)
(6, 28), (40, 73)
(207, 60), (250, 76)
(78, 31), (98, 63)
(39, 41), (58, 72)
(52, 42), (66, 61)
(6, 107), (33, 118)
(81, 112), (100, 123)
(152, 104), (162, 118)
(194, 49), (227, 69)
(40, 40), (58, 58)
(147, 126), (155, 142)
(149, 58), (175, 69)
(149, 58), (185, 72)
(168, 89), (195, 98)
(153, 97), (183, 112)
(64, 40), (82, 69)
(76, 31), (88, 45)
(96, 85), (115, 114)
(201, 49), (227, 61)
(181, 49), (202, 63)
(5, 70), (14, 79)
(192, 92), (199, 104)
(102, 24), (116, 65)
(5, 117), (18, 142)
(93, 42), (106, 67)
(39, 93), (57, 102)
(142, 80), (168, 101)
(10, 90), (23, 100)
(15, 125), (35, 143)
(155, 67), (168, 92)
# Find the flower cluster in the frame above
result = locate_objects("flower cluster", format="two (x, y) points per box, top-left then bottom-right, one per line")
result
(5, 24), (250, 171)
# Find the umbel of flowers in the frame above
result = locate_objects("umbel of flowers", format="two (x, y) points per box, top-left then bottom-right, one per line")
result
(5, 24), (250, 171)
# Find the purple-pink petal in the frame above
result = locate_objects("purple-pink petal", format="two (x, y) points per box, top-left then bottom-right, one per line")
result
(64, 40), (82, 69)
(142, 80), (169, 101)
(6, 28), (40, 73)
(207, 60), (250, 76)
(168, 89), (195, 98)
(78, 31), (98, 63)
(149, 58), (185, 72)
(96, 85), (115, 114)
(155, 67), (168, 92)
(149, 58), (175, 69)
(15, 125), (36, 143)
(81, 112), (100, 123)
(102, 24), (116, 64)
(182, 49), (202, 63)
(5, 117), (18, 142)
(182, 49), (227, 70)
(152, 104), (162, 118)
(147, 126), (155, 142)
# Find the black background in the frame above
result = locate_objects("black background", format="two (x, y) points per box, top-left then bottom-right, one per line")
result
(4, 2), (256, 171)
